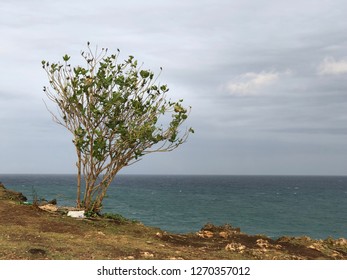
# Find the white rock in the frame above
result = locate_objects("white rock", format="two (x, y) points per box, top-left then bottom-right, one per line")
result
(142, 252), (154, 258)
(225, 242), (246, 253)
(67, 210), (85, 218)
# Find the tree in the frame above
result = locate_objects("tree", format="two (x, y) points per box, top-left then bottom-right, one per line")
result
(42, 43), (193, 213)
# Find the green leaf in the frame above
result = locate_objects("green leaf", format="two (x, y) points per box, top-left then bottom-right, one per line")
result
(140, 70), (150, 79)
(63, 54), (70, 62)
(174, 104), (183, 113)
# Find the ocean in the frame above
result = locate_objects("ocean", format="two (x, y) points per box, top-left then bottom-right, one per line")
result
(1, 174), (346, 239)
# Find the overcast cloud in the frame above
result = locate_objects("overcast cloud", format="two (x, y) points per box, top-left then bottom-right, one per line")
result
(0, 0), (346, 175)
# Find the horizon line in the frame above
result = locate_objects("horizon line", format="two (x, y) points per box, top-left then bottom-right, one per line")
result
(1, 173), (346, 177)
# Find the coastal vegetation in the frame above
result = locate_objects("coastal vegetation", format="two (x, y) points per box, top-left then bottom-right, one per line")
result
(42, 43), (193, 213)
(1, 183), (346, 260)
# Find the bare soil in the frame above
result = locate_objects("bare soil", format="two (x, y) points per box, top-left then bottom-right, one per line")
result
(1, 183), (346, 260)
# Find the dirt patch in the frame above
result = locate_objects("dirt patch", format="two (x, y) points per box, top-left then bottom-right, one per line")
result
(39, 220), (84, 234)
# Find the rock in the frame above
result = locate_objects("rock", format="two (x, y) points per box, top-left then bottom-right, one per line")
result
(202, 223), (215, 231)
(219, 231), (229, 239)
(197, 230), (214, 238)
(203, 231), (214, 238)
(277, 236), (293, 243)
(141, 251), (154, 258)
(308, 242), (325, 251)
(197, 224), (243, 238)
(333, 238), (347, 247)
(97, 231), (106, 236)
(38, 204), (58, 212)
(48, 199), (57, 205)
(201, 223), (241, 234)
(36, 198), (57, 206)
(225, 242), (246, 253)
(156, 232), (163, 238)
(0, 184), (27, 202)
(256, 239), (270, 249)
(37, 199), (48, 206)
(67, 210), (85, 218)
(301, 236), (312, 242)
(330, 250), (343, 259)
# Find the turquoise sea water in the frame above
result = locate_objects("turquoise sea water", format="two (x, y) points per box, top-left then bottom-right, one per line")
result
(1, 174), (346, 239)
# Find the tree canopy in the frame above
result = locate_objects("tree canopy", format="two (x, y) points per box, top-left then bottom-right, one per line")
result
(42, 43), (193, 213)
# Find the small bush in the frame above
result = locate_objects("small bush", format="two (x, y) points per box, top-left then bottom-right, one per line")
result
(102, 213), (130, 224)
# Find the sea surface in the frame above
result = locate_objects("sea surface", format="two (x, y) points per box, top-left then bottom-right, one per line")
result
(1, 174), (346, 239)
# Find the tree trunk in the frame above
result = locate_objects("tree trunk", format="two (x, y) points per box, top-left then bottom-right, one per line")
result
(76, 149), (82, 208)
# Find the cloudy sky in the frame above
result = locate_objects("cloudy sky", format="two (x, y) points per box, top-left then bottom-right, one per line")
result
(1, 0), (346, 175)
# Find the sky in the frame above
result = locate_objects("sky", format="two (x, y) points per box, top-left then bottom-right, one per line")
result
(0, 0), (346, 175)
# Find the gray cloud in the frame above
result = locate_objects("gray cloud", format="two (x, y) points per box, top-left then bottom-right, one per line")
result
(317, 57), (347, 75)
(0, 0), (346, 175)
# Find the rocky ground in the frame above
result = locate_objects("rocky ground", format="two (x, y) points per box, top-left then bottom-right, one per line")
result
(1, 182), (346, 260)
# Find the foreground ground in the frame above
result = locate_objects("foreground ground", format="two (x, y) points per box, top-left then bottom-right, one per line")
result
(1, 183), (346, 260)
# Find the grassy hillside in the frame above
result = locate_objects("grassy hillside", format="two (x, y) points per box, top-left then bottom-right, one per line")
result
(1, 183), (346, 260)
